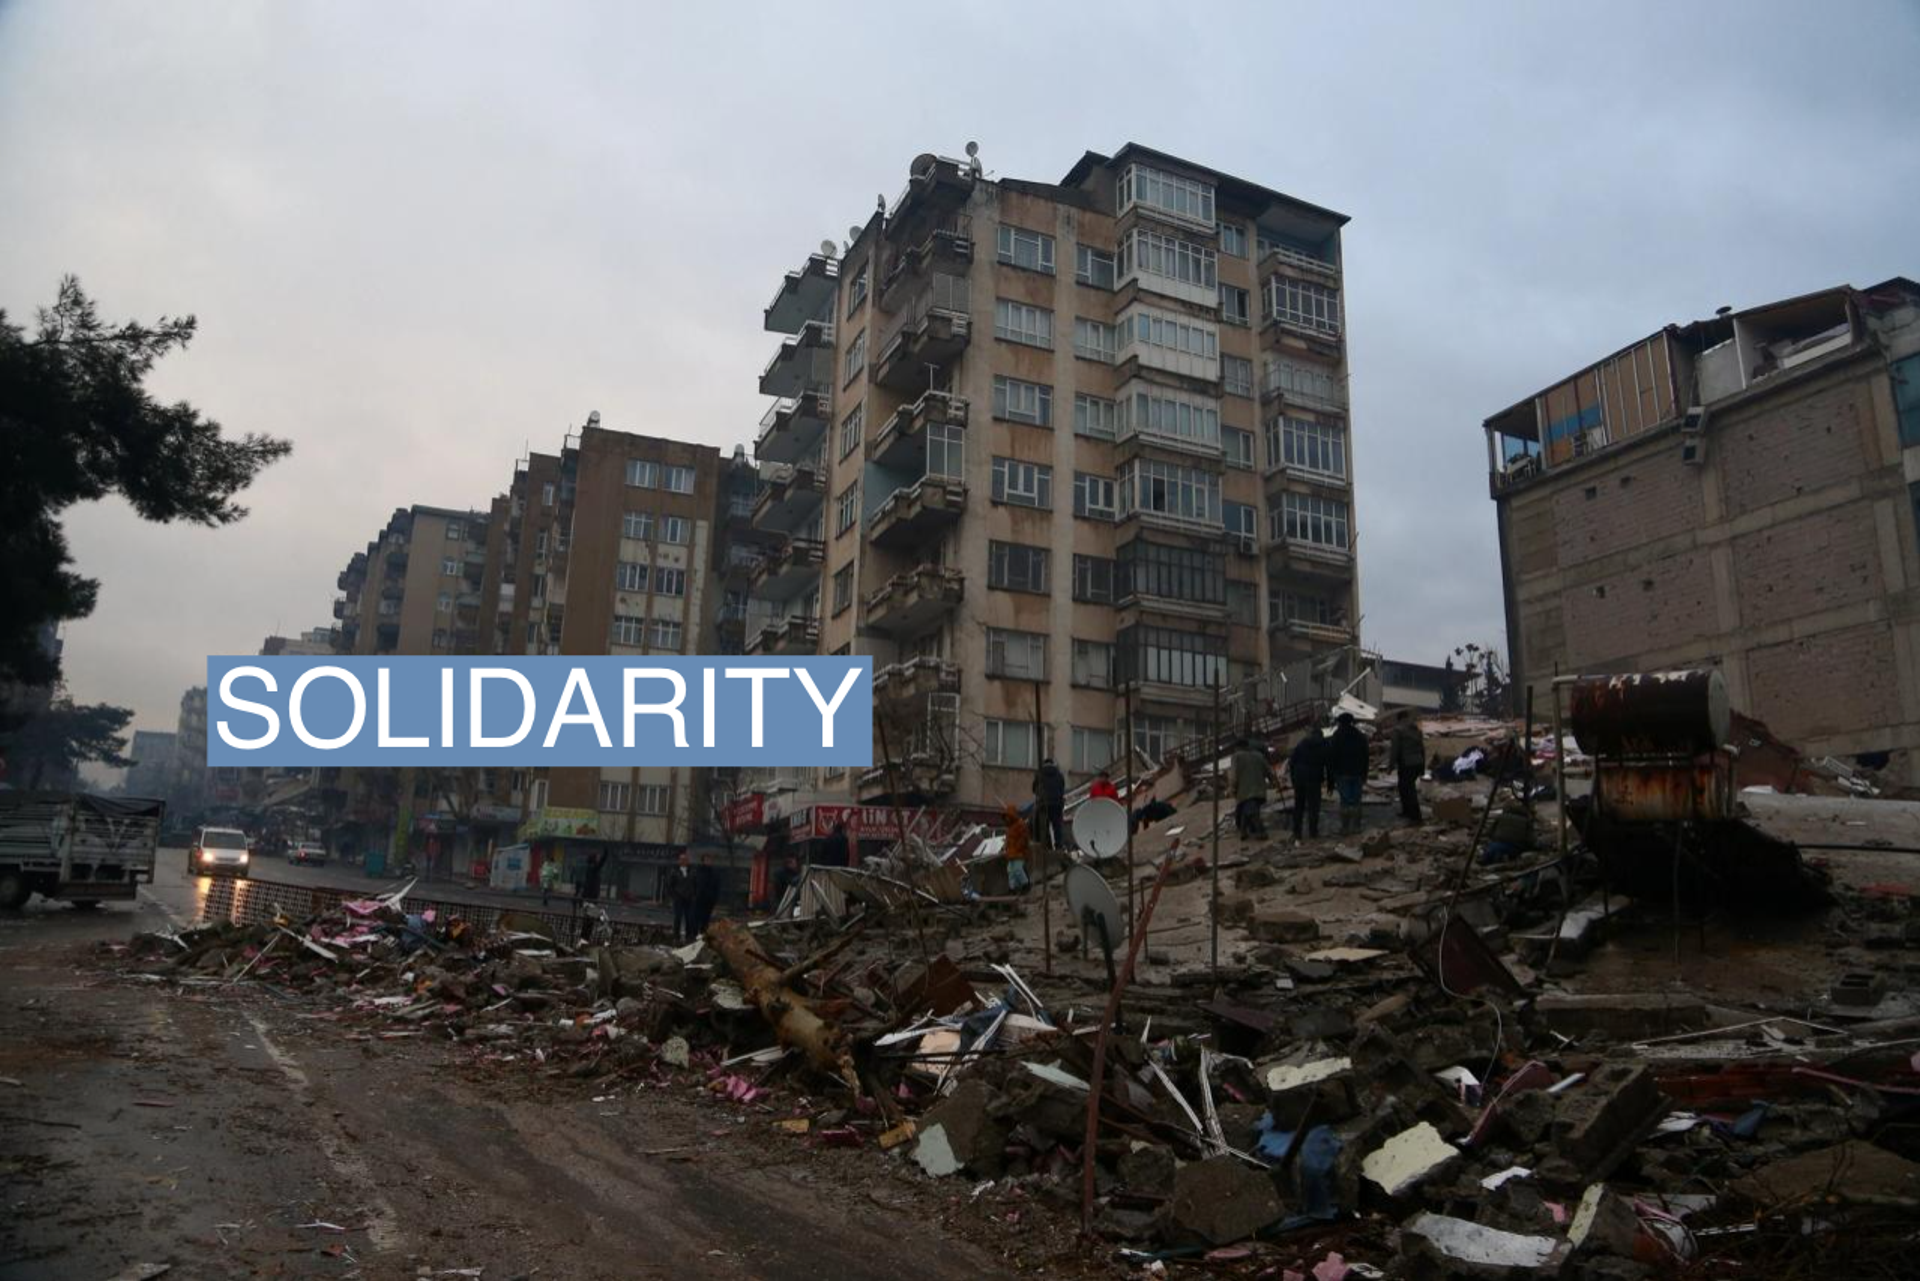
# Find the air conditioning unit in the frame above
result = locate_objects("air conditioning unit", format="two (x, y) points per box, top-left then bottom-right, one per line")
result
(1233, 534), (1258, 556)
(1680, 406), (1708, 466)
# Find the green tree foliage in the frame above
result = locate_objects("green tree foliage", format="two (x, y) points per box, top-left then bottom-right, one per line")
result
(0, 699), (135, 790)
(0, 276), (292, 685)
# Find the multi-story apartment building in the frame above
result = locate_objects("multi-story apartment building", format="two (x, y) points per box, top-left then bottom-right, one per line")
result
(333, 505), (489, 658)
(123, 730), (177, 800)
(747, 142), (1362, 819)
(171, 685), (207, 811)
(1483, 277), (1920, 779)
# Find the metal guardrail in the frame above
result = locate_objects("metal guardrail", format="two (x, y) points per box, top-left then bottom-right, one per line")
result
(195, 874), (673, 946)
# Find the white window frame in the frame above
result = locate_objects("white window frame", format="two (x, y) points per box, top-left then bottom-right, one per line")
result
(1072, 472), (1117, 521)
(996, 225), (1056, 274)
(1224, 427), (1255, 470)
(984, 719), (1047, 769)
(1220, 283), (1251, 325)
(926, 421), (965, 478)
(654, 567), (687, 596)
(1121, 227), (1218, 291)
(1071, 725), (1115, 773)
(987, 540), (1049, 594)
(625, 460), (660, 489)
(649, 619), (683, 650)
(611, 614), (645, 646)
(843, 328), (866, 384)
(1219, 223), (1248, 257)
(835, 484), (860, 534)
(441, 557), (459, 577)
(1222, 354), (1255, 398)
(664, 465), (696, 494)
(542, 483), (556, 507)
(1119, 163), (1216, 228)
(622, 511), (654, 541)
(1118, 458), (1222, 526)
(1072, 554), (1116, 604)
(990, 457), (1052, 509)
(1075, 244), (1116, 289)
(1266, 276), (1342, 336)
(1073, 393), (1117, 440)
(435, 592), (451, 614)
(986, 628), (1047, 681)
(1120, 386), (1222, 451)
(636, 784), (669, 815)
(838, 404), (864, 460)
(660, 515), (688, 545)
(992, 375), (1052, 426)
(1276, 492), (1351, 550)
(994, 298), (1054, 349)
(1073, 317), (1118, 363)
(598, 781), (630, 813)
(1071, 639), (1114, 689)
(615, 561), (649, 593)
(1277, 416), (1348, 479)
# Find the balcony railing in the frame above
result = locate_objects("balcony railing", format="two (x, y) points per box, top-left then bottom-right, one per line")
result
(868, 476), (966, 550)
(1261, 242), (1340, 280)
(865, 565), (965, 636)
(765, 252), (840, 335)
(1261, 360), (1347, 412)
(871, 390), (968, 471)
(875, 274), (971, 390)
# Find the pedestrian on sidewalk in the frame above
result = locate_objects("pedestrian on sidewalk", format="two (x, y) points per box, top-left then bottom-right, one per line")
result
(1230, 739), (1275, 840)
(667, 851), (698, 943)
(1327, 712), (1370, 835)
(1032, 757), (1068, 850)
(539, 854), (562, 906)
(578, 847), (609, 905)
(691, 852), (721, 937)
(1287, 721), (1328, 840)
(1391, 714), (1426, 824)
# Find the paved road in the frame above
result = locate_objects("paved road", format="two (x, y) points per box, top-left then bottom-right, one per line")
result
(0, 862), (1012, 1281)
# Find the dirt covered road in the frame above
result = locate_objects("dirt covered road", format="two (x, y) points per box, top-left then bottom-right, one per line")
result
(1, 889), (1034, 1280)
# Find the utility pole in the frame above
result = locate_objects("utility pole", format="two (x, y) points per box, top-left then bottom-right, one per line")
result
(1210, 679), (1222, 982)
(1033, 678), (1051, 976)
(1123, 681), (1136, 938)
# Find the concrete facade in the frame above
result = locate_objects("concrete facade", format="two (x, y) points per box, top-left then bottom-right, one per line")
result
(747, 143), (1365, 815)
(1485, 278), (1920, 778)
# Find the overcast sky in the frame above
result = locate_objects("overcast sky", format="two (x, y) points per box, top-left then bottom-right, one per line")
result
(3, 0), (1916, 750)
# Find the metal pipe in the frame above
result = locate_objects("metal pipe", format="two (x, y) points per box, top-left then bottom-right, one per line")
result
(1210, 680), (1222, 983)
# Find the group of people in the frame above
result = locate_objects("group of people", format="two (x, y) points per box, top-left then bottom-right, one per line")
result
(665, 850), (725, 945)
(1231, 711), (1428, 840)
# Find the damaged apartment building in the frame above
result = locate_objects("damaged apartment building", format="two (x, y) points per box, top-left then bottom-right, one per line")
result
(741, 142), (1369, 822)
(1485, 277), (1920, 780)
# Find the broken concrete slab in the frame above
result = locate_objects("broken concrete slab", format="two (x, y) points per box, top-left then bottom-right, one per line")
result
(1730, 1141), (1920, 1208)
(1266, 1056), (1359, 1129)
(1169, 1155), (1286, 1246)
(1567, 1183), (1641, 1260)
(916, 1079), (1007, 1176)
(1401, 1211), (1558, 1275)
(1248, 906), (1320, 943)
(1551, 1063), (1667, 1183)
(1360, 1121), (1459, 1197)
(1535, 992), (1706, 1042)
(912, 1122), (960, 1178)
(1117, 1143), (1177, 1197)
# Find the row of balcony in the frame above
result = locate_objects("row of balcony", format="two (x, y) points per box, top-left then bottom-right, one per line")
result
(750, 457), (827, 534)
(864, 563), (964, 637)
(743, 614), (820, 657)
(870, 389), (967, 471)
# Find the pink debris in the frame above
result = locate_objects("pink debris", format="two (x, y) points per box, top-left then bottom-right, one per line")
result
(1311, 1252), (1349, 1281)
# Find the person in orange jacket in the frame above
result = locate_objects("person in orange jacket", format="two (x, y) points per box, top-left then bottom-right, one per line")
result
(1003, 804), (1031, 893)
(1088, 768), (1121, 802)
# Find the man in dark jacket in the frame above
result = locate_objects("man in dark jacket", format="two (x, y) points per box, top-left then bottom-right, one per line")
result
(1287, 723), (1328, 840)
(1032, 758), (1068, 850)
(816, 821), (851, 868)
(1230, 739), (1276, 840)
(578, 847), (610, 904)
(691, 853), (721, 937)
(666, 851), (698, 943)
(1326, 712), (1371, 835)
(1390, 715), (1426, 824)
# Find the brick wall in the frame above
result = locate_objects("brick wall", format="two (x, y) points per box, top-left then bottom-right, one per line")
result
(1744, 621), (1898, 742)
(1551, 458), (1704, 567)
(1718, 382), (1868, 517)
(1730, 504), (1884, 630)
(1561, 551), (1718, 667)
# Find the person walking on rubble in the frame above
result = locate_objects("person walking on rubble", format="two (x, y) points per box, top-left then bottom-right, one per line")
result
(667, 850), (698, 943)
(1287, 721), (1328, 840)
(1002, 804), (1032, 893)
(1327, 712), (1371, 835)
(1391, 714), (1427, 825)
(1230, 738), (1276, 840)
(1032, 757), (1068, 850)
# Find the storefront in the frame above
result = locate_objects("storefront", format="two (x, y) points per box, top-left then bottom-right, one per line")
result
(517, 807), (686, 903)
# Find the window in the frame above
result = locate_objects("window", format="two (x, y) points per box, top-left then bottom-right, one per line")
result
(660, 516), (688, 545)
(1071, 639), (1114, 689)
(625, 460), (659, 488)
(1120, 228), (1218, 291)
(622, 512), (654, 541)
(927, 421), (964, 478)
(1219, 222), (1248, 257)
(843, 328), (866, 384)
(542, 483), (556, 507)
(838, 405), (864, 460)
(1118, 623), (1229, 688)
(556, 528), (569, 553)
(832, 563), (854, 615)
(611, 614), (645, 646)
(987, 628), (1047, 680)
(987, 540), (1049, 593)
(1266, 277), (1341, 335)
(1226, 579), (1258, 625)
(598, 781), (630, 812)
(1224, 427), (1255, 470)
(432, 628), (448, 649)
(1073, 472), (1117, 521)
(835, 483), (860, 534)
(615, 561), (649, 592)
(1131, 713), (1188, 763)
(442, 557), (459, 577)
(1119, 163), (1215, 227)
(535, 531), (548, 555)
(1222, 354), (1254, 398)
(446, 522), (465, 541)
(1074, 393), (1117, 440)
(994, 298), (1053, 348)
(1272, 416), (1348, 478)
(1120, 386), (1222, 450)
(1275, 591), (1336, 628)
(655, 567), (687, 596)
(1072, 554), (1116, 603)
(1896, 354), (1920, 447)
(1071, 726), (1115, 773)
(649, 619), (683, 649)
(990, 457), (1052, 509)
(1123, 306), (1219, 361)
(847, 260), (869, 313)
(996, 225), (1056, 274)
(1118, 539), (1227, 604)
(435, 592), (452, 613)
(1220, 284), (1251, 326)
(529, 777), (549, 813)
(1224, 500), (1257, 540)
(1263, 357), (1346, 408)
(1075, 244), (1116, 289)
(636, 784), (669, 815)
(1073, 317), (1118, 363)
(664, 465), (696, 494)
(984, 719), (1046, 769)
(1276, 492), (1351, 550)
(993, 375), (1053, 426)
(378, 598), (398, 617)
(1117, 458), (1223, 526)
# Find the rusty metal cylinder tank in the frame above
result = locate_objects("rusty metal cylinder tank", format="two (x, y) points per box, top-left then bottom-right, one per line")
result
(1568, 669), (1731, 757)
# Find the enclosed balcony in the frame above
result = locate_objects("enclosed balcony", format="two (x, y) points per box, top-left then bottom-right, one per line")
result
(870, 390), (968, 471)
(864, 565), (964, 637)
(874, 274), (971, 391)
(1261, 357), (1347, 414)
(1266, 536), (1356, 581)
(758, 319), (836, 399)
(750, 458), (827, 535)
(1269, 616), (1355, 646)
(744, 614), (819, 657)
(883, 154), (975, 245)
(868, 476), (966, 550)
(879, 216), (973, 312)
(765, 252), (839, 334)
(750, 537), (824, 601)
(755, 390), (830, 466)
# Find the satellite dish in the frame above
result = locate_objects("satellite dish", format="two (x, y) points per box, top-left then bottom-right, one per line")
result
(848, 225), (862, 244)
(819, 238), (836, 259)
(1073, 798), (1128, 862)
(586, 410), (601, 427)
(1065, 864), (1124, 957)
(964, 140), (979, 158)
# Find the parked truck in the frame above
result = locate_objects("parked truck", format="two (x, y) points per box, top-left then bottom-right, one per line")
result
(0, 791), (163, 910)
